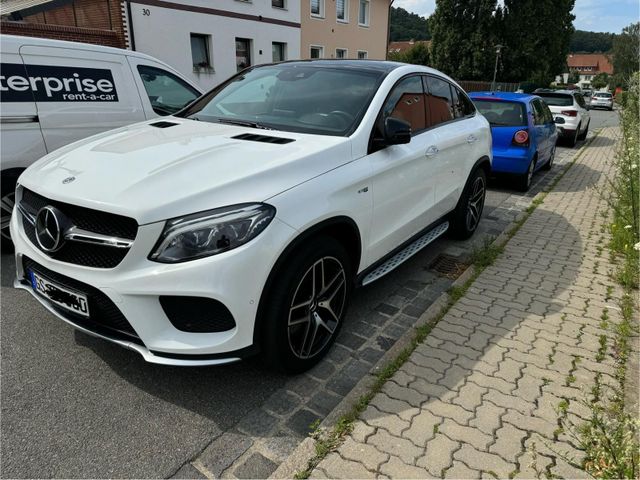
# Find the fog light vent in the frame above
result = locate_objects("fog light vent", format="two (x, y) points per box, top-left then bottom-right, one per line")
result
(160, 296), (236, 333)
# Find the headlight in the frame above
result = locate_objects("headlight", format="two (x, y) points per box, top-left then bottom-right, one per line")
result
(150, 203), (276, 263)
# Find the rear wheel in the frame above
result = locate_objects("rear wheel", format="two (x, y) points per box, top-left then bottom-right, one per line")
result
(542, 147), (555, 171)
(578, 121), (589, 141)
(567, 125), (579, 147)
(518, 157), (536, 191)
(262, 236), (352, 373)
(1, 171), (21, 252)
(449, 167), (486, 240)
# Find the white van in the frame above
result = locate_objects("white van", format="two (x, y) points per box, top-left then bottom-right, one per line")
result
(1, 35), (203, 247)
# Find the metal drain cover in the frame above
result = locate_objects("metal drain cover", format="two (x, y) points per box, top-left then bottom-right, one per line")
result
(428, 254), (469, 278)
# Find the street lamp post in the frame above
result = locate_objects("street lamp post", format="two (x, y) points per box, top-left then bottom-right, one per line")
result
(491, 44), (503, 91)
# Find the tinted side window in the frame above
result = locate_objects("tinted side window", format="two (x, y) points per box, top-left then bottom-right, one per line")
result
(425, 76), (454, 127)
(137, 65), (200, 115)
(458, 88), (476, 116)
(532, 100), (545, 125)
(381, 76), (426, 134)
(451, 85), (475, 118)
(542, 102), (554, 124)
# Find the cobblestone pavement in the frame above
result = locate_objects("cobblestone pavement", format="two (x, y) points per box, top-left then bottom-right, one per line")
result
(309, 128), (625, 479)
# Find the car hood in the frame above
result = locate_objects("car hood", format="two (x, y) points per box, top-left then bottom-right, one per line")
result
(19, 118), (352, 225)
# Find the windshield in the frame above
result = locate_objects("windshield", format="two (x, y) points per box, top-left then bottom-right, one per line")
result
(594, 92), (612, 98)
(178, 64), (385, 136)
(472, 99), (527, 126)
(536, 93), (573, 107)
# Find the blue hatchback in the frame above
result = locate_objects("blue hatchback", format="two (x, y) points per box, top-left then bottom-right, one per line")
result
(469, 92), (559, 191)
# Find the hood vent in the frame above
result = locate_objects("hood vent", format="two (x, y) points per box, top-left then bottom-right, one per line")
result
(232, 133), (295, 145)
(150, 121), (180, 128)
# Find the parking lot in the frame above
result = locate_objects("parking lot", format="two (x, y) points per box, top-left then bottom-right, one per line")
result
(0, 109), (619, 479)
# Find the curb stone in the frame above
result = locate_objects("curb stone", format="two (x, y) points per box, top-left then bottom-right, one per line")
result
(270, 132), (601, 479)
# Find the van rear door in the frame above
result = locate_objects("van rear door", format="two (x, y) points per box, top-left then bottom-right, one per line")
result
(19, 44), (146, 152)
(0, 49), (47, 172)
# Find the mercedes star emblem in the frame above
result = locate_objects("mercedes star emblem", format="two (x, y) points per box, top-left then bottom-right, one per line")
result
(35, 206), (67, 252)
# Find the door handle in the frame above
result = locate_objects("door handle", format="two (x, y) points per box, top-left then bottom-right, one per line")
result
(466, 134), (478, 144)
(426, 145), (439, 156)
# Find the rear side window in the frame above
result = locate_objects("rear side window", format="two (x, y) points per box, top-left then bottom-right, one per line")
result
(137, 65), (200, 115)
(473, 99), (526, 126)
(381, 75), (427, 134)
(537, 93), (573, 107)
(456, 87), (476, 117)
(425, 76), (454, 126)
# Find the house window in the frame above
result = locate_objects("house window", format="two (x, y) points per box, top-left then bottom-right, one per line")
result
(236, 38), (252, 71)
(311, 0), (324, 17)
(358, 0), (369, 25)
(190, 33), (211, 70)
(336, 0), (348, 21)
(357, 50), (368, 59)
(336, 48), (347, 59)
(272, 0), (285, 7)
(272, 42), (286, 62)
(310, 45), (324, 59)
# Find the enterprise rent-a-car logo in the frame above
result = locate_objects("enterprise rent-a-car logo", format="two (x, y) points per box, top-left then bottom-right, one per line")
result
(0, 63), (119, 102)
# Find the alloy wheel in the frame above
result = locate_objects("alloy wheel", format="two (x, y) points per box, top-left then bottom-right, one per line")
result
(288, 256), (347, 360)
(0, 191), (15, 241)
(465, 176), (485, 232)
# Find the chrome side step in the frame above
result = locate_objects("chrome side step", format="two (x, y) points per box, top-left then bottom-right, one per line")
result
(362, 221), (449, 286)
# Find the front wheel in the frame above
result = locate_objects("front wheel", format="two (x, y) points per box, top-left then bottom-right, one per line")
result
(262, 236), (352, 373)
(449, 167), (486, 240)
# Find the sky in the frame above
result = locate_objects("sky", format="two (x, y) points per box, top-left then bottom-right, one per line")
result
(393, 0), (638, 34)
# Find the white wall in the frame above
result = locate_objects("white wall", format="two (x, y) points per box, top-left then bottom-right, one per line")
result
(129, 0), (301, 91)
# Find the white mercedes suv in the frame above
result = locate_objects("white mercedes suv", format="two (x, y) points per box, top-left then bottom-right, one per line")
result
(11, 61), (491, 372)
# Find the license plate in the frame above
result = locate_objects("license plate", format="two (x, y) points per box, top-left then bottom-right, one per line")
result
(29, 270), (90, 317)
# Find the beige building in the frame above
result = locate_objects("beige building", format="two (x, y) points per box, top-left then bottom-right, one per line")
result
(301, 0), (390, 60)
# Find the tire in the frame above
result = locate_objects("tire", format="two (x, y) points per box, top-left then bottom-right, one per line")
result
(542, 147), (555, 171)
(449, 167), (487, 240)
(262, 236), (352, 373)
(1, 171), (21, 253)
(517, 157), (536, 192)
(577, 121), (589, 141)
(566, 126), (579, 147)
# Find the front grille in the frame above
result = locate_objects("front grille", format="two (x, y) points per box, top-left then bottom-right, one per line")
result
(160, 296), (236, 333)
(22, 256), (142, 344)
(19, 188), (137, 268)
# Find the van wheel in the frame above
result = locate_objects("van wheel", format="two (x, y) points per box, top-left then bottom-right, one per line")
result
(449, 167), (486, 240)
(262, 236), (352, 373)
(1, 171), (20, 252)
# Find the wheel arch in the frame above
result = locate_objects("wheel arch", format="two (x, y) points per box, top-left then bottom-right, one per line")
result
(253, 215), (362, 347)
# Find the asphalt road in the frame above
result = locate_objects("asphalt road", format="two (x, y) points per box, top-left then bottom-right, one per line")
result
(0, 108), (619, 478)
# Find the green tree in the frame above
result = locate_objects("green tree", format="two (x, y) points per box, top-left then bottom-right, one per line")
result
(389, 7), (430, 42)
(591, 72), (610, 89)
(430, 0), (498, 80)
(567, 70), (580, 84)
(570, 30), (616, 53)
(611, 22), (640, 80)
(497, 0), (575, 85)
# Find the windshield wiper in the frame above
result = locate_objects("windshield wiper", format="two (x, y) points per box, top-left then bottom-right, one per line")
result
(216, 118), (273, 130)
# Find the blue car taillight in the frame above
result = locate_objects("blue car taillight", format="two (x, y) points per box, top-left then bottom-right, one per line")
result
(512, 129), (529, 147)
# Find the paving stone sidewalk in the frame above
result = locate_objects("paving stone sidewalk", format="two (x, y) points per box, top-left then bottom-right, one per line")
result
(310, 128), (626, 479)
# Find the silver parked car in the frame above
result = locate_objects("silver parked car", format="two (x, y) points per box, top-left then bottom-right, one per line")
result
(590, 92), (614, 111)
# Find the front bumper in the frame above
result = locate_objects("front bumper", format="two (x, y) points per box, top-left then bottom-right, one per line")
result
(11, 208), (297, 365)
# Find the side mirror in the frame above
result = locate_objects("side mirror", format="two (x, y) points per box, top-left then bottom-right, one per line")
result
(554, 117), (565, 125)
(383, 117), (412, 145)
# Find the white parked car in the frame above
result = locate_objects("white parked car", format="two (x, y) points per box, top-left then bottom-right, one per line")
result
(590, 92), (614, 111)
(11, 61), (491, 372)
(536, 90), (590, 147)
(1, 35), (202, 247)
